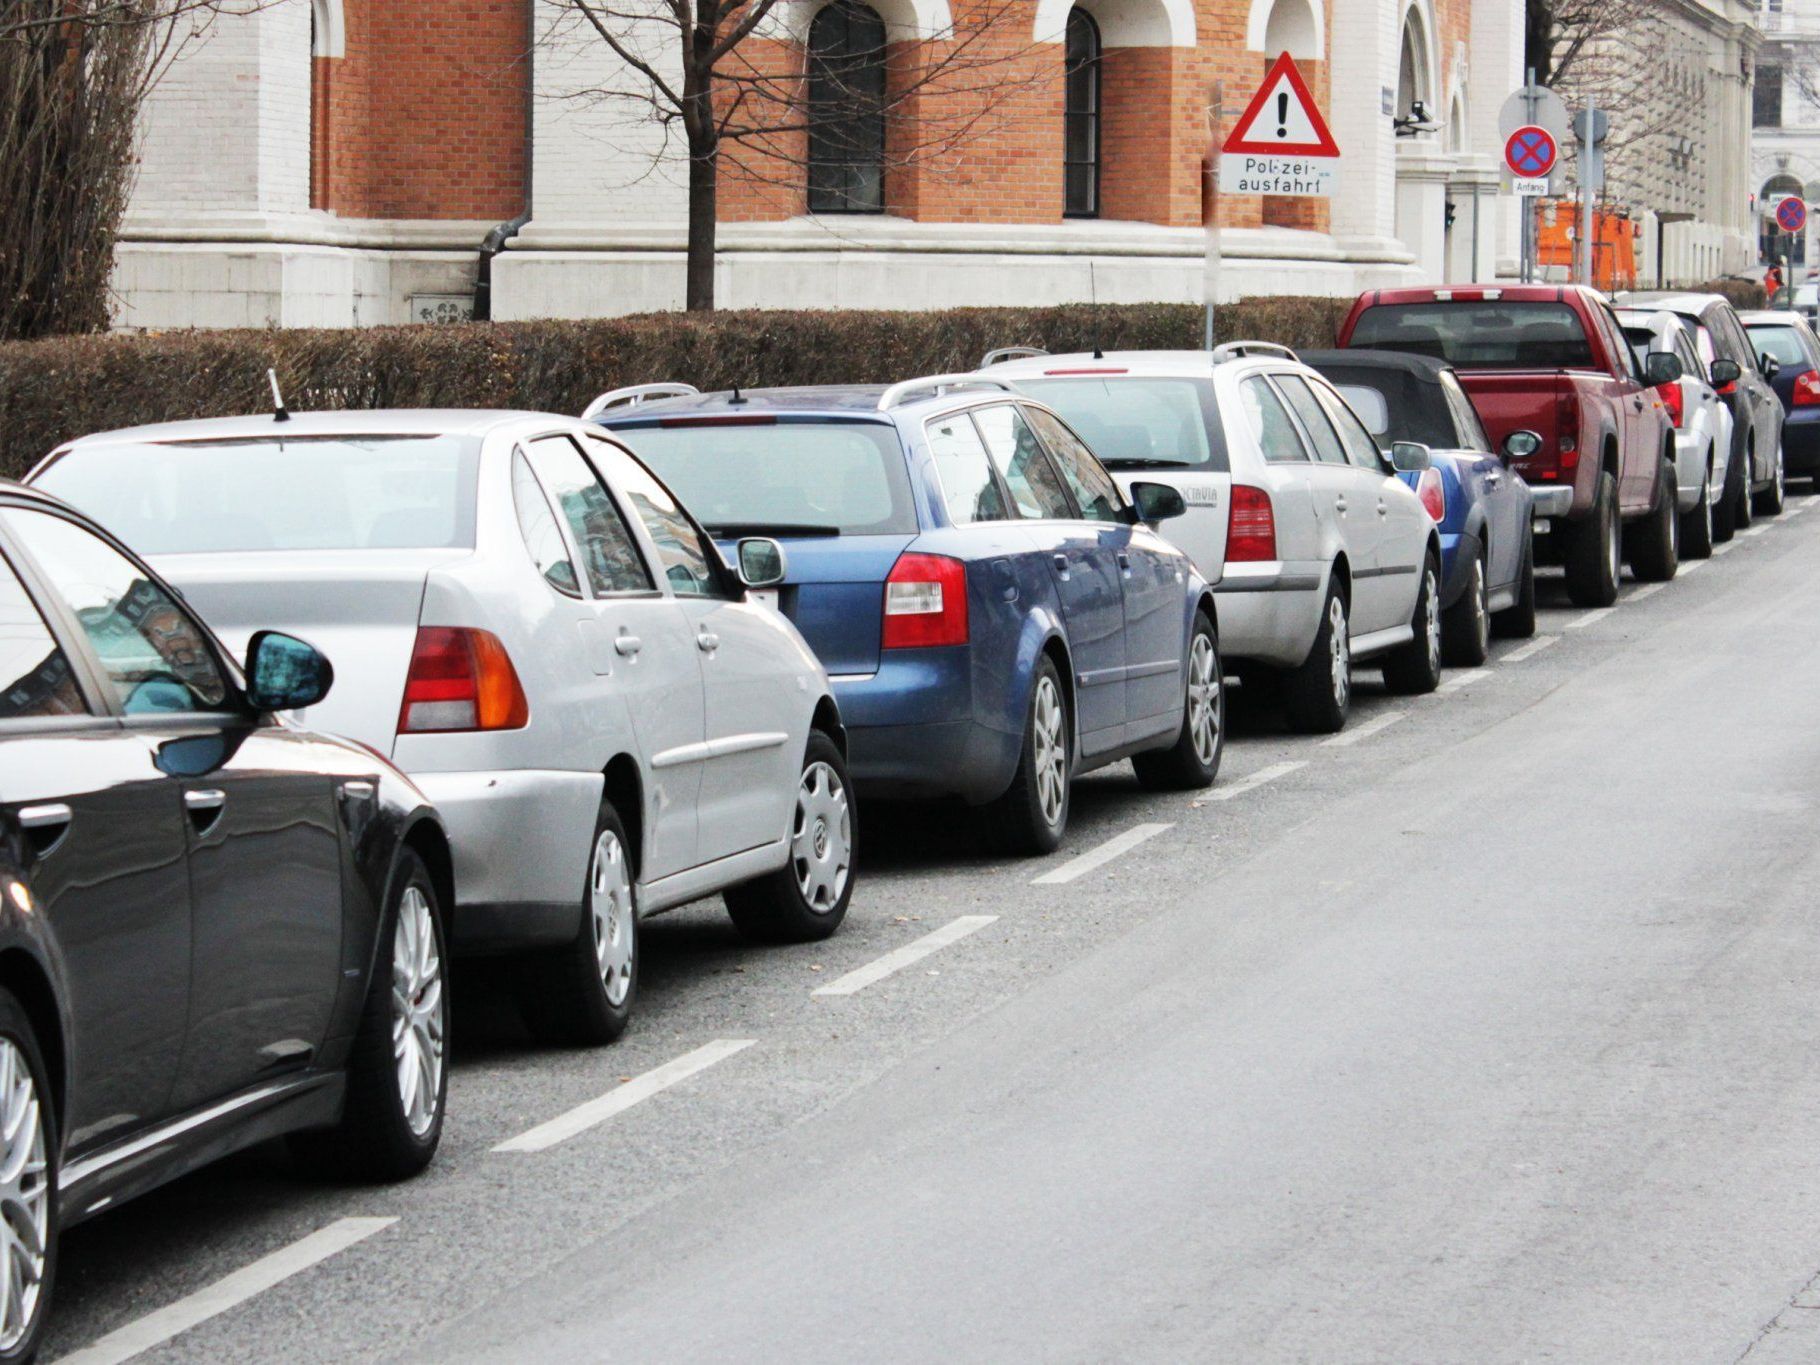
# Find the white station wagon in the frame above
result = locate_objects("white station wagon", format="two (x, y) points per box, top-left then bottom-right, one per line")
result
(30, 410), (855, 1045)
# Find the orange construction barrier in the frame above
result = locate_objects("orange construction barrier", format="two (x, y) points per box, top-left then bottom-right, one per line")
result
(1536, 201), (1638, 292)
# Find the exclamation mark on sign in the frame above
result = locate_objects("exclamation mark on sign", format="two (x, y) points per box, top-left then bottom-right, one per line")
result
(1276, 92), (1289, 138)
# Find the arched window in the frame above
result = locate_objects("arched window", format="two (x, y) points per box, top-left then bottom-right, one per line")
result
(1396, 9), (1431, 123)
(1063, 9), (1100, 217)
(808, 1), (887, 213)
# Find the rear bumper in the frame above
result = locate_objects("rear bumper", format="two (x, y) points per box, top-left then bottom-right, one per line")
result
(1784, 410), (1820, 473)
(1215, 561), (1326, 668)
(834, 650), (1020, 803)
(1529, 486), (1575, 524)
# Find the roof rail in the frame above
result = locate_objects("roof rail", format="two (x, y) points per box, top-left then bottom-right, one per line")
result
(876, 375), (1016, 411)
(581, 382), (701, 421)
(1211, 341), (1300, 364)
(980, 346), (1050, 368)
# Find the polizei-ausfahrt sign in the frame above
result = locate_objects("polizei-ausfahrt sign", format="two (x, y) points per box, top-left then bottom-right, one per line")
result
(1219, 53), (1340, 197)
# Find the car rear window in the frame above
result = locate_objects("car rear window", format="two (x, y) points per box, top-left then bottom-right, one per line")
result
(33, 435), (480, 554)
(608, 420), (917, 536)
(1349, 301), (1595, 370)
(1010, 377), (1228, 472)
(1745, 324), (1810, 368)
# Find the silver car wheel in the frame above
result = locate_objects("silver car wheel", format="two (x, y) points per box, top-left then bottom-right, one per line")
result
(589, 830), (635, 1009)
(1469, 557), (1489, 656)
(1328, 595), (1350, 712)
(391, 885), (445, 1139)
(1605, 504), (1621, 588)
(0, 1039), (48, 1351)
(791, 760), (851, 913)
(1187, 632), (1221, 767)
(1423, 566), (1441, 671)
(1032, 675), (1068, 830)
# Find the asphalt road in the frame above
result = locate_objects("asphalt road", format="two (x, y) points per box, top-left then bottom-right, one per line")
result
(43, 492), (1820, 1364)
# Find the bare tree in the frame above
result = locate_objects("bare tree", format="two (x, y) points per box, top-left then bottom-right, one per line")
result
(547, 0), (1055, 311)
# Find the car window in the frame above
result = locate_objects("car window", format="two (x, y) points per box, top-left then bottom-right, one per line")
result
(512, 451), (582, 598)
(1746, 324), (1809, 368)
(1024, 408), (1124, 522)
(0, 551), (86, 721)
(582, 439), (728, 599)
(923, 412), (1009, 526)
(524, 436), (653, 596)
(1348, 301), (1594, 369)
(1620, 325), (1655, 371)
(1692, 324), (1718, 369)
(1, 508), (230, 715)
(1274, 377), (1349, 466)
(1597, 305), (1641, 380)
(1674, 332), (1706, 382)
(1309, 380), (1388, 470)
(1439, 372), (1493, 451)
(972, 404), (1076, 520)
(1011, 376), (1227, 471)
(1239, 377), (1310, 462)
(1713, 307), (1756, 365)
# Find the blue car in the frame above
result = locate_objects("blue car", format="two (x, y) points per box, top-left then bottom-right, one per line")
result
(1303, 350), (1542, 664)
(594, 376), (1222, 853)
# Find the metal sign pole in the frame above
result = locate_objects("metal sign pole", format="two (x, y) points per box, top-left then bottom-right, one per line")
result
(1578, 99), (1598, 286)
(1205, 80), (1223, 351)
(1524, 69), (1539, 284)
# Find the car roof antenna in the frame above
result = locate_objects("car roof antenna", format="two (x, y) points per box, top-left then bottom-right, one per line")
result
(728, 383), (746, 406)
(1089, 261), (1104, 360)
(267, 368), (291, 423)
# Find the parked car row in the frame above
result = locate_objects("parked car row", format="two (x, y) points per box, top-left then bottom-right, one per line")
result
(0, 281), (1792, 1356)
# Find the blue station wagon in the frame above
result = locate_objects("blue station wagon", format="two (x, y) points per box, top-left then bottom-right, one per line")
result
(595, 376), (1224, 853)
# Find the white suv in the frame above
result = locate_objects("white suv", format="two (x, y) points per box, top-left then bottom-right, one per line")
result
(983, 346), (1443, 733)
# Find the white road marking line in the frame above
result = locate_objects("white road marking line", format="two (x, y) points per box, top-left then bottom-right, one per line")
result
(1201, 760), (1306, 801)
(1032, 823), (1173, 885)
(1786, 500), (1811, 517)
(1678, 559), (1706, 577)
(813, 917), (997, 997)
(1627, 581), (1667, 601)
(494, 1040), (756, 1152)
(1742, 525), (1771, 538)
(1713, 541), (1737, 554)
(1501, 634), (1559, 663)
(1565, 607), (1617, 630)
(1321, 710), (1407, 747)
(55, 1217), (396, 1365)
(1436, 669), (1490, 694)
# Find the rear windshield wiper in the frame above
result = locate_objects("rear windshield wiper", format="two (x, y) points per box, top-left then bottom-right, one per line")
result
(703, 522), (842, 538)
(1098, 457), (1198, 469)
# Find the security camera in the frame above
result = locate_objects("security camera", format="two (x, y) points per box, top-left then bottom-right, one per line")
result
(1393, 99), (1442, 137)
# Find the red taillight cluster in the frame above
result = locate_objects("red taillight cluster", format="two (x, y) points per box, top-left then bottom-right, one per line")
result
(1658, 382), (1684, 428)
(1227, 484), (1277, 562)
(398, 627), (530, 734)
(1795, 369), (1820, 407)
(1416, 468), (1446, 523)
(882, 553), (969, 649)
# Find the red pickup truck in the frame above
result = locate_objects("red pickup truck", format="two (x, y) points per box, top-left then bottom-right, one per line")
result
(1337, 285), (1682, 606)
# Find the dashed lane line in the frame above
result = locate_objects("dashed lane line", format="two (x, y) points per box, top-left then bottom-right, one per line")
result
(54, 1217), (398, 1365)
(1032, 823), (1174, 885)
(1627, 582), (1667, 602)
(813, 917), (997, 998)
(1565, 607), (1618, 630)
(1199, 760), (1306, 802)
(1501, 634), (1559, 663)
(1436, 669), (1491, 694)
(493, 1040), (757, 1153)
(1321, 711), (1407, 748)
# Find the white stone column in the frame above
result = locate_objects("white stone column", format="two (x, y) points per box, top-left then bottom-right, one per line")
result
(1326, 0), (1396, 243)
(1395, 146), (1453, 282)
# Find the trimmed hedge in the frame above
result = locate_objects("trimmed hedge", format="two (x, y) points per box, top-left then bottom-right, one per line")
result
(1689, 279), (1767, 311)
(0, 296), (1352, 478)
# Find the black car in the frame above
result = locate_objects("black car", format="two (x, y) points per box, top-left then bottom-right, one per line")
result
(0, 482), (452, 1357)
(1741, 309), (1820, 485)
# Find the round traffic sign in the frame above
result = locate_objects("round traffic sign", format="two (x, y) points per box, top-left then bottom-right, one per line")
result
(1505, 125), (1558, 179)
(1778, 196), (1808, 234)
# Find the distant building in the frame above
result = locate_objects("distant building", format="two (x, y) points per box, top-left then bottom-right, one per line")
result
(1753, 0), (1820, 272)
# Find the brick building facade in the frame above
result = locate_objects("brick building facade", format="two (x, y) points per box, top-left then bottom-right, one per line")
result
(114, 0), (1527, 328)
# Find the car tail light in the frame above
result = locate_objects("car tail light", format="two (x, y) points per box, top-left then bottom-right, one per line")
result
(399, 627), (530, 733)
(1416, 468), (1446, 522)
(882, 553), (969, 648)
(1796, 370), (1820, 406)
(1658, 382), (1684, 428)
(1227, 484), (1277, 562)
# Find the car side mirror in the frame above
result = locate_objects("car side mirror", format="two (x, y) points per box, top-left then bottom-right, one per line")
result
(1501, 429), (1543, 461)
(1389, 441), (1432, 473)
(245, 630), (333, 712)
(1761, 353), (1782, 381)
(1643, 351), (1683, 386)
(1126, 481), (1187, 524)
(1709, 358), (1742, 386)
(736, 537), (788, 589)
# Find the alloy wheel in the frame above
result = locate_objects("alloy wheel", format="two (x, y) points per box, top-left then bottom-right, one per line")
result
(1187, 632), (1222, 767)
(1328, 596), (1350, 712)
(1032, 675), (1068, 830)
(1423, 567), (1441, 671)
(391, 885), (445, 1138)
(791, 760), (851, 913)
(1470, 558), (1489, 656)
(1605, 504), (1621, 589)
(0, 1039), (48, 1351)
(589, 830), (635, 1009)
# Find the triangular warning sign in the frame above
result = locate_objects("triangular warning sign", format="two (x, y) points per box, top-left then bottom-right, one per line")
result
(1223, 52), (1340, 157)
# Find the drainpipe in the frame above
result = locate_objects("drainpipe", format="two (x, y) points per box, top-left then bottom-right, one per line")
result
(473, 0), (536, 322)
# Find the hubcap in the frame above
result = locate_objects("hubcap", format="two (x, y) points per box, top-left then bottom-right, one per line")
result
(1328, 596), (1350, 711)
(1423, 568), (1441, 669)
(1471, 558), (1489, 652)
(391, 885), (444, 1138)
(1186, 631), (1222, 767)
(791, 761), (851, 912)
(0, 1040), (46, 1351)
(1032, 676), (1068, 829)
(589, 830), (635, 1008)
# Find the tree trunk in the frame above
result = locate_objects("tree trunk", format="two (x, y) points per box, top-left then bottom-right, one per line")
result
(686, 135), (718, 312)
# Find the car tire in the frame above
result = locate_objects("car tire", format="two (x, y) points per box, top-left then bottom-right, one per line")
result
(982, 656), (1071, 855)
(1491, 535), (1537, 639)
(1382, 553), (1443, 695)
(1564, 470), (1621, 607)
(1283, 580), (1350, 735)
(1133, 611), (1224, 791)
(1734, 439), (1755, 531)
(1680, 465), (1714, 560)
(1626, 463), (1679, 583)
(518, 803), (639, 1047)
(1713, 451), (1739, 543)
(1440, 550), (1490, 667)
(296, 849), (447, 1180)
(725, 732), (855, 943)
(1755, 438), (1786, 515)
(0, 988), (56, 1363)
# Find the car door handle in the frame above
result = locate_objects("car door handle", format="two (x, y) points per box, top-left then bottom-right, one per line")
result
(1485, 472), (1503, 486)
(615, 632), (642, 657)
(1116, 551), (1131, 573)
(17, 803), (71, 858)
(1334, 496), (1348, 513)
(1052, 553), (1069, 575)
(1376, 501), (1389, 516)
(184, 789), (226, 834)
(696, 630), (719, 654)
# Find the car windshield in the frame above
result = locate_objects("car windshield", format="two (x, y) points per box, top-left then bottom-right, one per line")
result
(1349, 301), (1595, 370)
(34, 434), (480, 554)
(1011, 377), (1228, 471)
(1745, 324), (1810, 368)
(608, 420), (918, 536)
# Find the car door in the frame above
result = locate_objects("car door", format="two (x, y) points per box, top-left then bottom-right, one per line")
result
(1718, 304), (1783, 479)
(521, 434), (705, 880)
(1593, 301), (1659, 506)
(0, 504), (346, 1114)
(1439, 370), (1523, 591)
(588, 437), (802, 867)
(0, 526), (194, 1155)
(974, 402), (1127, 756)
(1026, 405), (1182, 741)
